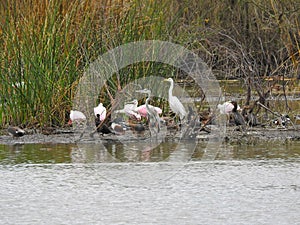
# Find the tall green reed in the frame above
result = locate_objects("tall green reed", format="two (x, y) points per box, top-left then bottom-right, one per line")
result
(0, 0), (298, 128)
(0, 0), (87, 127)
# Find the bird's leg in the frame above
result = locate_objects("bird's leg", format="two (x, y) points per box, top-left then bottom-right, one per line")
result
(169, 114), (181, 130)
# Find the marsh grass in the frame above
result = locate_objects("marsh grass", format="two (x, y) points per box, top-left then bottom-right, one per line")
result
(0, 0), (299, 128)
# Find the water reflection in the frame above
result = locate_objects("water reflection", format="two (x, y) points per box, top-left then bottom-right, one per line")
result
(0, 140), (299, 165)
(0, 143), (74, 164)
(72, 141), (179, 163)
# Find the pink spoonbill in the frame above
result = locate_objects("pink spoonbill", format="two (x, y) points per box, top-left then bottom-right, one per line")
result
(217, 101), (241, 114)
(136, 89), (162, 136)
(115, 99), (141, 120)
(136, 104), (162, 118)
(68, 110), (86, 125)
(94, 103), (107, 121)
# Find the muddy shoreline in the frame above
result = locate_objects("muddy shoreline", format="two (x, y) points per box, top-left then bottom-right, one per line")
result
(1, 126), (299, 145)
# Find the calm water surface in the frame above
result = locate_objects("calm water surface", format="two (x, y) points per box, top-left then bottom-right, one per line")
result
(0, 141), (299, 225)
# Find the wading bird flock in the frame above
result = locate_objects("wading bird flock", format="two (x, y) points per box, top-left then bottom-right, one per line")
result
(66, 78), (260, 138)
(7, 78), (297, 138)
(64, 77), (298, 136)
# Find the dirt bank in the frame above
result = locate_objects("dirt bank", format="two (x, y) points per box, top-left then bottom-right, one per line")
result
(0, 126), (299, 145)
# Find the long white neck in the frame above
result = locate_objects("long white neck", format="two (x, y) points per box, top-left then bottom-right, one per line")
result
(145, 93), (151, 111)
(168, 80), (174, 98)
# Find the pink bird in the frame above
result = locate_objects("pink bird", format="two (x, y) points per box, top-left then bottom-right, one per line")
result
(94, 103), (107, 121)
(136, 104), (162, 118)
(115, 99), (141, 120)
(217, 101), (241, 114)
(68, 110), (86, 125)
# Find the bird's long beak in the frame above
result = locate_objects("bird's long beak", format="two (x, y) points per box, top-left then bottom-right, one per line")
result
(125, 100), (136, 104)
(136, 89), (148, 94)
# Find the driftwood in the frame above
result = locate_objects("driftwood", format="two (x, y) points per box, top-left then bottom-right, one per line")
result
(256, 102), (297, 129)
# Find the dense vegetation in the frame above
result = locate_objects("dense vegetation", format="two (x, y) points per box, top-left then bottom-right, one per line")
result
(0, 0), (299, 128)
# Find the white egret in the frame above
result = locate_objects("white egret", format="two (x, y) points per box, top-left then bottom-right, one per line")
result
(164, 78), (187, 121)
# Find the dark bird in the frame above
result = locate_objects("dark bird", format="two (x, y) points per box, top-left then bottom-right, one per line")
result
(245, 112), (258, 126)
(95, 114), (113, 134)
(230, 101), (246, 127)
(274, 114), (290, 128)
(111, 120), (127, 135)
(7, 126), (25, 137)
(128, 122), (145, 137)
(199, 108), (216, 125)
(242, 105), (258, 126)
(130, 123), (145, 132)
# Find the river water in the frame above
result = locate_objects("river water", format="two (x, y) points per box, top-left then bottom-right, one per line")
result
(0, 141), (299, 225)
